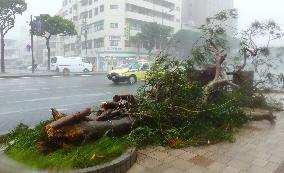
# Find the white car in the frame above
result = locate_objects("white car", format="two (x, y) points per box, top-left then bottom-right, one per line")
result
(50, 56), (93, 73)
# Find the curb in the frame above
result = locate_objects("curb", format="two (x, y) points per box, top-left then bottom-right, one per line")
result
(0, 148), (137, 173)
(0, 73), (107, 79)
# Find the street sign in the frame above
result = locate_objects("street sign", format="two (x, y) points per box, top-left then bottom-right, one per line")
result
(124, 24), (130, 41)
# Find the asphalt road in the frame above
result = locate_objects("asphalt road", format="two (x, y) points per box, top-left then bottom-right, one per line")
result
(0, 74), (140, 135)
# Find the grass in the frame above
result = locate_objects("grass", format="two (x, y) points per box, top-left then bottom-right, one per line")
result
(1, 122), (130, 171)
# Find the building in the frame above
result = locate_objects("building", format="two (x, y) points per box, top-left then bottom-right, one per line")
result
(59, 0), (182, 71)
(182, 0), (236, 34)
(0, 39), (21, 68)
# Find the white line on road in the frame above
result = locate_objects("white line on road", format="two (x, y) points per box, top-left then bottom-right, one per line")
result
(9, 88), (40, 92)
(21, 77), (32, 79)
(0, 100), (101, 115)
(52, 76), (62, 78)
(8, 92), (113, 104)
(80, 75), (92, 77)
(0, 78), (5, 80)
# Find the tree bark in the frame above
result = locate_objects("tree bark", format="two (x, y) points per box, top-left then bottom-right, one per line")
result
(0, 29), (5, 73)
(243, 108), (276, 125)
(45, 117), (134, 144)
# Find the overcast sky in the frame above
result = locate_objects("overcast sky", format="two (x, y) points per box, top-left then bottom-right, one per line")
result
(7, 0), (284, 45)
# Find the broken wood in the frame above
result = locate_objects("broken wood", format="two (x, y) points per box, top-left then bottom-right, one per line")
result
(48, 108), (92, 130)
(243, 108), (276, 125)
(51, 108), (67, 120)
(41, 95), (136, 152)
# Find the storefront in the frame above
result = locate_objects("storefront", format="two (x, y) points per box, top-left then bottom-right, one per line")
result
(94, 51), (150, 72)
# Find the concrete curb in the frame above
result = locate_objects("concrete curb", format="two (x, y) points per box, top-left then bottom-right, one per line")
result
(0, 73), (107, 79)
(0, 147), (137, 173)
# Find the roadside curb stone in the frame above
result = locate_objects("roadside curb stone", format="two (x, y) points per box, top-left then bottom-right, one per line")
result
(0, 148), (137, 173)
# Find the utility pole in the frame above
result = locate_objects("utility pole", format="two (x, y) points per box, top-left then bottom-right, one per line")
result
(82, 17), (88, 58)
(30, 15), (35, 73)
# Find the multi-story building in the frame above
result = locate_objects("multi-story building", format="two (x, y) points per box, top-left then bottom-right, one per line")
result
(59, 0), (182, 71)
(182, 0), (236, 34)
(0, 39), (21, 68)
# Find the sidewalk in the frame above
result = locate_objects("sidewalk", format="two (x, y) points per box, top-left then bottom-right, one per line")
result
(0, 72), (107, 79)
(128, 111), (284, 173)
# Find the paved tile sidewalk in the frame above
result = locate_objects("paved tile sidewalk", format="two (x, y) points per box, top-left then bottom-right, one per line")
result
(128, 112), (284, 173)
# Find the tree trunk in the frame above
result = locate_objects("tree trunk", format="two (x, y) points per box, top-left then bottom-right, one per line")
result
(46, 38), (51, 71)
(44, 117), (134, 146)
(0, 30), (5, 73)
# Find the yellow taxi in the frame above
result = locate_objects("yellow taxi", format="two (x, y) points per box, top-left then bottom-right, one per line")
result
(107, 61), (152, 84)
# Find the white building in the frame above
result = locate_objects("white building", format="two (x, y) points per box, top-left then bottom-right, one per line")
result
(59, 0), (182, 71)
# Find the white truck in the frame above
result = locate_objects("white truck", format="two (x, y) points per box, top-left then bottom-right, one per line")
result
(50, 56), (93, 73)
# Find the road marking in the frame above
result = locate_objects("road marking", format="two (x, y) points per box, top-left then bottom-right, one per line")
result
(9, 89), (40, 92)
(71, 86), (81, 88)
(57, 86), (65, 89)
(14, 96), (62, 103)
(12, 79), (20, 81)
(0, 100), (102, 115)
(21, 77), (32, 79)
(41, 87), (50, 90)
(8, 92), (113, 104)
(52, 76), (62, 78)
(0, 78), (5, 80)
(80, 75), (92, 77)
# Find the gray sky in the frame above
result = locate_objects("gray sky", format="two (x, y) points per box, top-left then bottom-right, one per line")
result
(7, 0), (284, 45)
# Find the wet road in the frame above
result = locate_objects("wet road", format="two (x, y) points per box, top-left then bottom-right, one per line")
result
(0, 74), (140, 135)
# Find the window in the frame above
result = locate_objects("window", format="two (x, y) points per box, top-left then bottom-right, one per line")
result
(94, 8), (98, 15)
(110, 5), (118, 9)
(110, 40), (119, 46)
(73, 16), (78, 21)
(90, 20), (104, 32)
(73, 4), (78, 10)
(89, 10), (92, 18)
(81, 0), (88, 6)
(94, 38), (104, 48)
(141, 64), (150, 71)
(109, 36), (121, 40)
(80, 11), (88, 19)
(110, 23), (118, 28)
(100, 5), (104, 12)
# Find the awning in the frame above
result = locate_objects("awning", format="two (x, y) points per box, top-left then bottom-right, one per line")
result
(96, 51), (150, 58)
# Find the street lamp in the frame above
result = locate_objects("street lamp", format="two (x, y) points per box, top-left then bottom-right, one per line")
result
(82, 17), (88, 58)
(29, 15), (35, 73)
(59, 33), (67, 57)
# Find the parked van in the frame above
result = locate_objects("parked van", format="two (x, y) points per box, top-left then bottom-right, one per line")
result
(50, 56), (93, 73)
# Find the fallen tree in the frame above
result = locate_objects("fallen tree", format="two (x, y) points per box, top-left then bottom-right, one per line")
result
(39, 95), (136, 153)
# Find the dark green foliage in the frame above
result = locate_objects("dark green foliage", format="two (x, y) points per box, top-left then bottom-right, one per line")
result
(131, 56), (249, 147)
(3, 122), (129, 170)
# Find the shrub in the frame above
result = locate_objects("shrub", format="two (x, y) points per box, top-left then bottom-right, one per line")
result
(131, 55), (249, 146)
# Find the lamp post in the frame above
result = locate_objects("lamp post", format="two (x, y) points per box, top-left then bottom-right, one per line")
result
(59, 33), (66, 57)
(30, 15), (35, 73)
(82, 17), (88, 58)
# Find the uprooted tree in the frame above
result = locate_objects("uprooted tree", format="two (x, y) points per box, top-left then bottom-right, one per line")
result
(38, 95), (136, 153)
(193, 9), (284, 102)
(34, 10), (283, 151)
